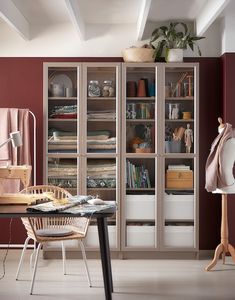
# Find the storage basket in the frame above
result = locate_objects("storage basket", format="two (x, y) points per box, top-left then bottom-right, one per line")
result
(122, 48), (155, 63)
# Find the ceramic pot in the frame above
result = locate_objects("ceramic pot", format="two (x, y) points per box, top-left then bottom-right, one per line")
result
(166, 49), (183, 62)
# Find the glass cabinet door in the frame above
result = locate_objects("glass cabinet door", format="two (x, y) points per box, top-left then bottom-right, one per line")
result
(45, 64), (80, 195)
(163, 65), (197, 250)
(85, 65), (118, 155)
(123, 64), (157, 250)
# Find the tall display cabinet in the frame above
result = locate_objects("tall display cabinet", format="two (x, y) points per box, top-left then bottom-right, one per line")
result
(43, 62), (199, 257)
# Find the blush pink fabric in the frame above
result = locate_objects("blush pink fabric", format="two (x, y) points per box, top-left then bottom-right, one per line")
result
(0, 108), (31, 193)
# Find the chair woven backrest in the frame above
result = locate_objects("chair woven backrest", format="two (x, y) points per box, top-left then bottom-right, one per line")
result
(20, 185), (90, 240)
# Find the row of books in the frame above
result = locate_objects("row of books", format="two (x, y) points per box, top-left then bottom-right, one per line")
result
(126, 160), (151, 188)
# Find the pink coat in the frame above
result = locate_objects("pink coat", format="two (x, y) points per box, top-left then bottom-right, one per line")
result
(205, 123), (235, 192)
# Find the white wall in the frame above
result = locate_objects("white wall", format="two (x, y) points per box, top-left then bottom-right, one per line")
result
(0, 19), (221, 57)
(221, 11), (235, 54)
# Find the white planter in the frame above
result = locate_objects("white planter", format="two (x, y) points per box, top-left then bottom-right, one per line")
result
(166, 49), (183, 62)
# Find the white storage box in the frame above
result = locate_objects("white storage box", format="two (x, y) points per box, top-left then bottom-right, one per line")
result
(126, 225), (155, 247)
(164, 225), (194, 247)
(126, 195), (155, 220)
(164, 194), (194, 220)
(84, 225), (117, 248)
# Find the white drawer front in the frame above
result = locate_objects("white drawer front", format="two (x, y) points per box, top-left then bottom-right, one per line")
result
(126, 225), (155, 247)
(164, 226), (194, 247)
(84, 225), (117, 248)
(164, 194), (194, 220)
(126, 195), (155, 220)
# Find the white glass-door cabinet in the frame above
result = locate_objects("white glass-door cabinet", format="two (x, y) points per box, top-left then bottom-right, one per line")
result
(121, 63), (199, 255)
(43, 62), (121, 253)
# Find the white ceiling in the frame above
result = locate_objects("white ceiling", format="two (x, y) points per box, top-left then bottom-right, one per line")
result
(0, 0), (232, 41)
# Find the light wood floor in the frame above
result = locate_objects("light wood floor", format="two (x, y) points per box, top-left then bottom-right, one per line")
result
(1, 250), (235, 299)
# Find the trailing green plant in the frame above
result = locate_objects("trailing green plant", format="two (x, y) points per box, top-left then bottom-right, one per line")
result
(149, 22), (205, 60)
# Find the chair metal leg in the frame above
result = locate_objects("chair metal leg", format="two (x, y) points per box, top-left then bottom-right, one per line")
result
(30, 240), (37, 269)
(16, 236), (31, 280)
(61, 241), (66, 275)
(30, 243), (42, 295)
(79, 240), (92, 287)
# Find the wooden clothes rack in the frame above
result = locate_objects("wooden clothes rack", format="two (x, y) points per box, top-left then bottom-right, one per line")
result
(206, 194), (235, 270)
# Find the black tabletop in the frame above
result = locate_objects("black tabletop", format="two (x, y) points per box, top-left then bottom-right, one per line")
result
(0, 204), (116, 219)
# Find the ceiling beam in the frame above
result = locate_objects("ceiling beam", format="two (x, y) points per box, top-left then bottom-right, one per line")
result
(196, 0), (230, 36)
(0, 0), (30, 40)
(136, 0), (152, 41)
(64, 0), (85, 40)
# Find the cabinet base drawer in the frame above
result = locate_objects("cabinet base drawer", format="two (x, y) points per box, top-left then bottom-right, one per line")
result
(126, 195), (155, 220)
(126, 225), (155, 247)
(164, 195), (194, 219)
(84, 225), (117, 248)
(164, 226), (194, 247)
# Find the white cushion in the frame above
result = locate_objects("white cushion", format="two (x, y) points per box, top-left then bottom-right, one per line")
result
(36, 228), (73, 237)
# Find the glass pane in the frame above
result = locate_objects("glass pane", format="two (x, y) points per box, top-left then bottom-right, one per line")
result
(164, 157), (195, 248)
(86, 67), (117, 154)
(47, 157), (78, 195)
(126, 67), (156, 154)
(165, 67), (195, 154)
(125, 157), (156, 248)
(47, 67), (78, 154)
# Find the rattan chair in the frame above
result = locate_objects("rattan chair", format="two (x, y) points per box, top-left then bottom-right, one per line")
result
(16, 185), (91, 294)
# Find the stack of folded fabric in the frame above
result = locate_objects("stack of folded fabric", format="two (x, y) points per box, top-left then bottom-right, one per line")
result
(87, 160), (116, 188)
(48, 160), (77, 178)
(48, 130), (77, 153)
(87, 110), (116, 119)
(87, 130), (116, 153)
(49, 105), (77, 119)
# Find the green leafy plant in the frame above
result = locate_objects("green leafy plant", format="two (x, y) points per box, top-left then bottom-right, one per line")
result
(149, 22), (205, 60)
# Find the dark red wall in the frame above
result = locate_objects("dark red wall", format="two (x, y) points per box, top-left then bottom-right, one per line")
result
(221, 53), (235, 245)
(0, 57), (222, 249)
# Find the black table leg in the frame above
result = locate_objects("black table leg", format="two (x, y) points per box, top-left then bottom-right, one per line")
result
(97, 216), (113, 300)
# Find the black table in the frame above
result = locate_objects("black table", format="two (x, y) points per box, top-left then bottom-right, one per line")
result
(0, 204), (115, 300)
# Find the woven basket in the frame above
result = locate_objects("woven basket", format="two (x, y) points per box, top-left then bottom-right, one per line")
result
(122, 48), (155, 63)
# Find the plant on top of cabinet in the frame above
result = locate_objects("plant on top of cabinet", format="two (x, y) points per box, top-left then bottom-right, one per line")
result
(150, 22), (205, 62)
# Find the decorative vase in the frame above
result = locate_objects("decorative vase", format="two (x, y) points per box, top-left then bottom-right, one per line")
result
(166, 49), (183, 62)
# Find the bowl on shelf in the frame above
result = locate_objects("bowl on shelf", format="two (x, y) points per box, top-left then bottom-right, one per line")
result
(122, 48), (155, 63)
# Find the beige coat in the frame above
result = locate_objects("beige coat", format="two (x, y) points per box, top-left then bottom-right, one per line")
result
(205, 123), (235, 192)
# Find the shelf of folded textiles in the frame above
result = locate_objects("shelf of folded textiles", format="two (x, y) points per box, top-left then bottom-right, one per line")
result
(48, 176), (77, 179)
(48, 118), (77, 122)
(126, 119), (155, 123)
(126, 97), (155, 101)
(48, 97), (77, 100)
(165, 119), (194, 122)
(165, 97), (194, 101)
(87, 97), (116, 101)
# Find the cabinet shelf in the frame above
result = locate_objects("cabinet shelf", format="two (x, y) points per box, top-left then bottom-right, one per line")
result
(126, 97), (155, 101)
(126, 119), (155, 123)
(126, 188), (155, 191)
(48, 97), (77, 100)
(87, 97), (116, 101)
(87, 119), (116, 122)
(165, 97), (194, 101)
(165, 119), (194, 122)
(87, 188), (116, 191)
(48, 119), (77, 122)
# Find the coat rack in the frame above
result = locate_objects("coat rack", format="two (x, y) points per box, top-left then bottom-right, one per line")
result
(206, 118), (235, 270)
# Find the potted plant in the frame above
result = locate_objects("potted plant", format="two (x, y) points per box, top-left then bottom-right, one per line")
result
(150, 22), (205, 62)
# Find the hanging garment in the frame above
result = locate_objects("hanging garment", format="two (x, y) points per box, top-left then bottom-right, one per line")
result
(205, 123), (235, 192)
